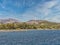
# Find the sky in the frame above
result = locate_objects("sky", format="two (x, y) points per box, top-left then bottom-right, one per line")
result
(0, 0), (60, 22)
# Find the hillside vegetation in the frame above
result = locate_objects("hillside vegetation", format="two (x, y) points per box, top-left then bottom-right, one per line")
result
(0, 21), (60, 30)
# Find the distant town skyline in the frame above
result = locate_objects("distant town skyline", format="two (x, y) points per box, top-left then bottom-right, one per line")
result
(0, 0), (60, 22)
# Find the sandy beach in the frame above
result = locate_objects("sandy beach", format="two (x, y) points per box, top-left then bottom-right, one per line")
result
(0, 29), (59, 32)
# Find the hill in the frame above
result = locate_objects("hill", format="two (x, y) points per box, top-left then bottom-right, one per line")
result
(0, 19), (59, 30)
(0, 18), (20, 24)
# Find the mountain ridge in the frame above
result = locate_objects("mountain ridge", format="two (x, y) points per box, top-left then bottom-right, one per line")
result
(0, 18), (20, 23)
(0, 18), (59, 24)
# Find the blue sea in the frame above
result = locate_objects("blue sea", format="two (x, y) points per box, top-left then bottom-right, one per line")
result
(0, 30), (60, 45)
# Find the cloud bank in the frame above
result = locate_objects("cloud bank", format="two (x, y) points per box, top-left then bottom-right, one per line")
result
(21, 0), (60, 22)
(0, 0), (60, 22)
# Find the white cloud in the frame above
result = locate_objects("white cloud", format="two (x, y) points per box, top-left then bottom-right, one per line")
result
(22, 11), (39, 21)
(21, 0), (60, 22)
(22, 0), (58, 16)
(44, 0), (58, 8)
(34, 0), (58, 16)
(44, 15), (60, 23)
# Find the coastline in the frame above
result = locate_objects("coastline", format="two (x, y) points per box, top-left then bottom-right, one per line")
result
(0, 29), (59, 32)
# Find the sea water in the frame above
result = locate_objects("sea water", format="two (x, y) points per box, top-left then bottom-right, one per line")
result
(0, 30), (60, 45)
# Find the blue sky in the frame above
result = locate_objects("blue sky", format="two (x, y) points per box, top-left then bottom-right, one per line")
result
(0, 0), (60, 22)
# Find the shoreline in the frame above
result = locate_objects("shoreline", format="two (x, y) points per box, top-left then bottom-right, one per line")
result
(0, 29), (59, 32)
